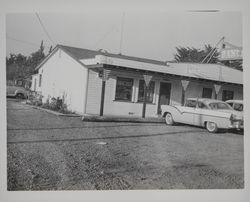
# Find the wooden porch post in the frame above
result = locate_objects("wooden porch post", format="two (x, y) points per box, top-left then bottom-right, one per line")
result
(181, 80), (189, 105)
(142, 74), (153, 118)
(100, 80), (106, 116)
(181, 86), (185, 106)
(142, 83), (148, 118)
(99, 68), (111, 116)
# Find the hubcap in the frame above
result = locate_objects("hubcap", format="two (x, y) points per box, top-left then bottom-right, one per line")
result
(207, 122), (216, 131)
(166, 114), (173, 124)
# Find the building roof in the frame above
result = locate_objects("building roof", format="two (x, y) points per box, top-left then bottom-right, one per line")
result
(36, 44), (243, 85)
(58, 44), (165, 66)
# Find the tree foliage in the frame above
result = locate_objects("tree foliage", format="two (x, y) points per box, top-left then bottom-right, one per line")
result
(6, 41), (49, 80)
(174, 44), (219, 63)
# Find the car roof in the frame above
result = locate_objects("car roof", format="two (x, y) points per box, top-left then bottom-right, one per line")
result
(186, 98), (227, 105)
(226, 100), (243, 104)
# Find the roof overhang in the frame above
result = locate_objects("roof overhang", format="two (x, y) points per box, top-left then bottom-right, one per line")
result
(81, 55), (243, 85)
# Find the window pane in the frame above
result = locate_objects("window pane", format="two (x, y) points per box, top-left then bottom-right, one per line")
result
(198, 101), (208, 109)
(234, 103), (243, 111)
(185, 100), (196, 108)
(115, 77), (134, 101)
(202, 88), (212, 98)
(222, 90), (234, 101)
(138, 80), (155, 103)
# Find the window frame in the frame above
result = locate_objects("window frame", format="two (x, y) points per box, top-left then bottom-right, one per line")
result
(114, 76), (134, 102)
(202, 87), (213, 98)
(39, 74), (42, 87)
(137, 80), (155, 104)
(185, 99), (197, 108)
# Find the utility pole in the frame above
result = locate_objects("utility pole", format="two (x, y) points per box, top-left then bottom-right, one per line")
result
(119, 12), (125, 54)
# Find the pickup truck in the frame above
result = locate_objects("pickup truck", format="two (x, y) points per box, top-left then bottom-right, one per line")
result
(6, 85), (29, 99)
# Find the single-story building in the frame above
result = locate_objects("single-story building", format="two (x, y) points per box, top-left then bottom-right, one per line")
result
(32, 44), (243, 117)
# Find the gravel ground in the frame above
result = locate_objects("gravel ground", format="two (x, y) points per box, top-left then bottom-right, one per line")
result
(7, 99), (244, 190)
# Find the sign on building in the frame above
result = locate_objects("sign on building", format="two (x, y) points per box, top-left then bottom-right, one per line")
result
(219, 42), (242, 61)
(181, 80), (189, 91)
(143, 74), (153, 87)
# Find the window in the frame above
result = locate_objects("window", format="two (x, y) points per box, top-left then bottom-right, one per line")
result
(202, 88), (212, 98)
(197, 101), (208, 109)
(222, 90), (234, 101)
(138, 80), (155, 103)
(234, 103), (243, 111)
(39, 74), (42, 87)
(115, 77), (134, 101)
(185, 99), (197, 108)
(209, 102), (231, 110)
(17, 80), (23, 86)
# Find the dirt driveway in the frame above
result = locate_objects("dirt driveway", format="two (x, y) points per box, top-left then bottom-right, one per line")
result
(7, 99), (244, 190)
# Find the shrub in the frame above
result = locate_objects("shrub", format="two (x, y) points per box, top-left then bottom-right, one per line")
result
(27, 92), (43, 106)
(42, 96), (74, 114)
(28, 93), (74, 114)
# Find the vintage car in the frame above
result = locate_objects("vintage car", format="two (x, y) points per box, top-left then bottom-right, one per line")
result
(226, 100), (243, 112)
(6, 85), (29, 99)
(161, 98), (243, 133)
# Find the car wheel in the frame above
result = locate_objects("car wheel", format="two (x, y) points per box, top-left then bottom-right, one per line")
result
(16, 93), (24, 99)
(206, 122), (218, 133)
(165, 113), (174, 125)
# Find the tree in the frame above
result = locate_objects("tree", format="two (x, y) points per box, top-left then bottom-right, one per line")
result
(49, 45), (53, 54)
(174, 44), (219, 63)
(6, 40), (46, 80)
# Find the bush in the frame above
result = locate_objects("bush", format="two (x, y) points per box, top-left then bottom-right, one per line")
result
(41, 96), (74, 114)
(28, 93), (74, 114)
(27, 92), (43, 106)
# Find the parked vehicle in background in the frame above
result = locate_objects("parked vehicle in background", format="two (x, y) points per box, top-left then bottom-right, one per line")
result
(161, 98), (243, 133)
(6, 85), (29, 99)
(226, 100), (243, 112)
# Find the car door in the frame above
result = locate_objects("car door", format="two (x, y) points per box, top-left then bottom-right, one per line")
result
(180, 99), (196, 125)
(193, 101), (209, 126)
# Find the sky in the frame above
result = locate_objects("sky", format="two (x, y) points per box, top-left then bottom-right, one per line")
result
(6, 11), (242, 61)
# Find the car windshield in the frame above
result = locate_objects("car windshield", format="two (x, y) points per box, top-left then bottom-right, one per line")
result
(209, 102), (232, 110)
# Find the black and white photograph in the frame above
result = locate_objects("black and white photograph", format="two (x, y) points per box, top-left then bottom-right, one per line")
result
(1, 0), (250, 201)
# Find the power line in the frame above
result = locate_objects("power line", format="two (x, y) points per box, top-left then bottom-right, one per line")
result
(35, 13), (56, 46)
(7, 35), (51, 48)
(92, 24), (119, 49)
(201, 36), (225, 63)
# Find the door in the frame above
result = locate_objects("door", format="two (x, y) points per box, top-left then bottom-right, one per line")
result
(157, 82), (171, 114)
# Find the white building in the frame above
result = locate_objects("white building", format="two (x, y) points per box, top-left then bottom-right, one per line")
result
(32, 44), (243, 117)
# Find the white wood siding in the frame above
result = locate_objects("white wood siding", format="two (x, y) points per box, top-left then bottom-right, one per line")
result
(38, 49), (88, 114)
(86, 69), (243, 117)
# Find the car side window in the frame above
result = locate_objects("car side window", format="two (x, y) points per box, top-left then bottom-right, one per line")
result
(197, 101), (208, 109)
(185, 100), (197, 108)
(234, 103), (243, 111)
(227, 102), (233, 107)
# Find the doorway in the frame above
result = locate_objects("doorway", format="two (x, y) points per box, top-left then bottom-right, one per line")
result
(157, 82), (172, 114)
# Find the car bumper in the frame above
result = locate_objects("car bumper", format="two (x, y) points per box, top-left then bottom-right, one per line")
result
(228, 121), (244, 129)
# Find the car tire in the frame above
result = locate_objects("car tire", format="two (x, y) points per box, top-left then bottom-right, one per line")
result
(206, 121), (218, 133)
(165, 113), (174, 125)
(16, 93), (24, 99)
